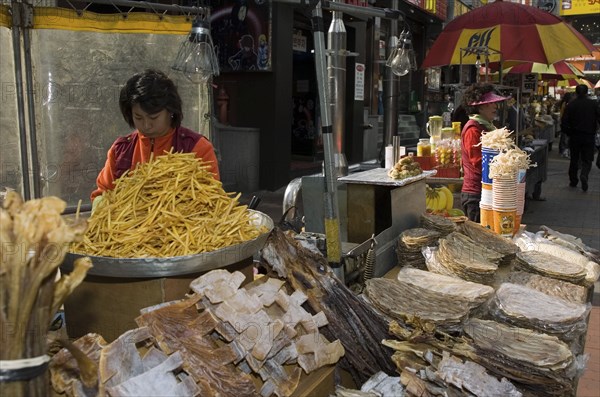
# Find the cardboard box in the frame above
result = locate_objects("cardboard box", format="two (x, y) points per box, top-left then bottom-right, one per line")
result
(63, 257), (253, 342)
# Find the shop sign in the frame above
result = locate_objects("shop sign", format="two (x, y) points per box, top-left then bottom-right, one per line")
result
(560, 0), (600, 16)
(522, 73), (538, 93)
(293, 32), (307, 52)
(354, 63), (365, 101)
(536, 0), (557, 13)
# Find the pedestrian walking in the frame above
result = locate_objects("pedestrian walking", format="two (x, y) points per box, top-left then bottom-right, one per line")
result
(557, 92), (573, 158)
(561, 84), (600, 192)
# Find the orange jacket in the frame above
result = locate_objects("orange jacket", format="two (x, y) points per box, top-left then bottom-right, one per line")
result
(91, 128), (219, 201)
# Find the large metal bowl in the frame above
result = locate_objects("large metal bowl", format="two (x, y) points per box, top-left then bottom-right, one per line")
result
(61, 210), (274, 278)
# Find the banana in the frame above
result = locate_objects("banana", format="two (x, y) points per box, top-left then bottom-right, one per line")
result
(439, 186), (454, 210)
(425, 185), (447, 211)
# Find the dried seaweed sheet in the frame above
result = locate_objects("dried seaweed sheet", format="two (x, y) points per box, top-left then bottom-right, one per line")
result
(490, 283), (590, 341)
(505, 271), (588, 304)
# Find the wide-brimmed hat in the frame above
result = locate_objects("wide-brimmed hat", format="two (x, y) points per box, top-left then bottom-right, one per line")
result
(469, 92), (509, 106)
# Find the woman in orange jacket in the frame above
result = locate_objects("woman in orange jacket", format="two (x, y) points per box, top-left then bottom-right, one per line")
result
(91, 69), (220, 206)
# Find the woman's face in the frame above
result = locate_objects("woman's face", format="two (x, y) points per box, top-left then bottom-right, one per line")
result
(478, 102), (499, 122)
(132, 103), (172, 138)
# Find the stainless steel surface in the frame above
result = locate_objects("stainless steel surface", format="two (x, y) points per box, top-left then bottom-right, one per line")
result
(327, 10), (348, 177)
(311, 2), (343, 267)
(283, 177), (302, 221)
(61, 210), (274, 278)
(301, 174), (348, 242)
(338, 168), (436, 186)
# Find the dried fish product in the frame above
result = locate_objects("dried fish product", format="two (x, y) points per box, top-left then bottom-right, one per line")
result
(397, 267), (494, 307)
(333, 371), (404, 397)
(365, 278), (476, 331)
(260, 229), (396, 385)
(72, 152), (265, 258)
(396, 228), (440, 269)
(458, 219), (520, 257)
(420, 212), (456, 236)
(514, 230), (600, 286)
(431, 233), (499, 284)
(491, 283), (590, 341)
(1, 192), (89, 396)
(464, 319), (575, 395)
(515, 251), (587, 284)
(506, 271), (588, 304)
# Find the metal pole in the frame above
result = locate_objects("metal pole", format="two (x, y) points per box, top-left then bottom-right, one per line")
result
(311, 2), (343, 279)
(11, 0), (31, 200)
(383, 0), (399, 156)
(22, 0), (41, 198)
(70, 0), (207, 15)
(327, 7), (348, 177)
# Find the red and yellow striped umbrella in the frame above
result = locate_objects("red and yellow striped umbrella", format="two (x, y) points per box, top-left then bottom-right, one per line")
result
(503, 60), (584, 80)
(421, 0), (595, 68)
(550, 78), (593, 88)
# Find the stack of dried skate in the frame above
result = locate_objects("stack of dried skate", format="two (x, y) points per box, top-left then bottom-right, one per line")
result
(420, 212), (456, 236)
(458, 220), (520, 263)
(364, 268), (493, 332)
(396, 228), (440, 269)
(490, 282), (590, 343)
(515, 251), (587, 285)
(50, 269), (344, 397)
(426, 232), (502, 285)
(505, 271), (588, 304)
(463, 319), (578, 396)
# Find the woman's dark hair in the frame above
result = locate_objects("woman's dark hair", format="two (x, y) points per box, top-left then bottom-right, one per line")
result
(119, 69), (183, 128)
(462, 83), (497, 115)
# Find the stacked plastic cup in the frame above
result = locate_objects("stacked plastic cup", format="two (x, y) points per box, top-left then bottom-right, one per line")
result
(515, 169), (527, 233)
(480, 147), (499, 230)
(492, 173), (518, 238)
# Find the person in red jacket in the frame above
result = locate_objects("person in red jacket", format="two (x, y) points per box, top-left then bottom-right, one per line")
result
(91, 69), (220, 206)
(460, 83), (507, 222)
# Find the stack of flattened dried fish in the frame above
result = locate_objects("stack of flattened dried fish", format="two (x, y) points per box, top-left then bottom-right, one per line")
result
(261, 229), (396, 385)
(420, 213), (456, 236)
(396, 228), (441, 269)
(333, 371), (403, 397)
(506, 271), (588, 304)
(397, 268), (494, 308)
(515, 251), (587, 285)
(464, 319), (576, 396)
(459, 219), (520, 258)
(428, 232), (500, 284)
(364, 278), (479, 332)
(137, 270), (344, 397)
(490, 283), (590, 342)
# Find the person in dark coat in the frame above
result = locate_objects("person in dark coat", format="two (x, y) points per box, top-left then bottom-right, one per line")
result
(561, 84), (600, 192)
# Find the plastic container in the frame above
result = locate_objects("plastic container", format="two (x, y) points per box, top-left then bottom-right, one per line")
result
(481, 147), (500, 184)
(494, 209), (517, 238)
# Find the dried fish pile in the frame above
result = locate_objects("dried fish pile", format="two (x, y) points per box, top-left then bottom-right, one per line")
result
(396, 228), (440, 269)
(506, 271), (588, 304)
(515, 251), (587, 285)
(490, 283), (590, 341)
(333, 371), (403, 397)
(458, 219), (520, 257)
(427, 232), (499, 284)
(364, 278), (477, 331)
(420, 213), (456, 236)
(464, 319), (576, 396)
(397, 267), (494, 308)
(1, 192), (91, 396)
(51, 269), (345, 397)
(382, 330), (522, 397)
(260, 229), (396, 385)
